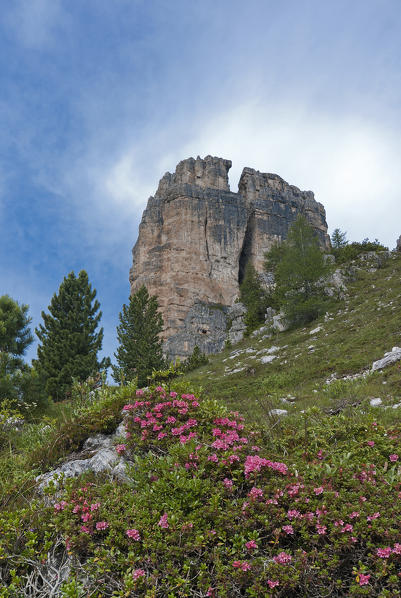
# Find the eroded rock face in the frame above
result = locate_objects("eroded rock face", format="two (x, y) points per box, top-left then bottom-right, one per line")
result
(130, 156), (330, 360)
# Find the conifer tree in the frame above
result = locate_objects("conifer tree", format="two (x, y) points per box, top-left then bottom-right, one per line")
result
(271, 215), (331, 327)
(35, 271), (106, 401)
(331, 228), (348, 249)
(239, 262), (270, 333)
(112, 286), (164, 387)
(0, 295), (35, 404)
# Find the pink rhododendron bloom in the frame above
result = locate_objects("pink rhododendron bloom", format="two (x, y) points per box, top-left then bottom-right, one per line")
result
(73, 505), (80, 513)
(314, 486), (324, 495)
(241, 562), (251, 571)
(208, 453), (219, 463)
(157, 432), (167, 440)
(132, 568), (146, 580)
(80, 525), (91, 534)
(169, 391), (177, 398)
(115, 444), (127, 454)
(341, 524), (353, 533)
(126, 529), (141, 540)
(316, 524), (327, 535)
(287, 509), (301, 519)
(282, 525), (294, 535)
(390, 454), (399, 462)
(54, 501), (68, 511)
(81, 512), (92, 522)
(251, 445), (260, 452)
(273, 551), (292, 564)
(158, 513), (169, 528)
(206, 588), (215, 597)
(359, 574), (370, 586)
(267, 580), (279, 588)
(367, 512), (380, 521)
(248, 487), (263, 499)
(136, 389), (144, 396)
(367, 441), (375, 447)
(96, 521), (109, 531)
(245, 540), (258, 550)
(192, 400), (200, 407)
(232, 561), (242, 568)
(90, 503), (100, 511)
(223, 478), (233, 489)
(393, 543), (401, 554)
(166, 415), (176, 424)
(349, 511), (360, 519)
(229, 454), (240, 463)
(317, 450), (324, 459)
(377, 547), (392, 558)
(155, 386), (164, 392)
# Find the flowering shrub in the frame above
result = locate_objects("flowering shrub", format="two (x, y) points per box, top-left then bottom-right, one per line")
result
(1, 386), (401, 596)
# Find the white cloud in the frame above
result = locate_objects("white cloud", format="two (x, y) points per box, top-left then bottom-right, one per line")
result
(175, 100), (401, 248)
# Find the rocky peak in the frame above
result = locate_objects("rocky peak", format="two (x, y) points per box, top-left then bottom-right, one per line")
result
(130, 155), (330, 360)
(239, 167), (315, 203)
(156, 155), (231, 197)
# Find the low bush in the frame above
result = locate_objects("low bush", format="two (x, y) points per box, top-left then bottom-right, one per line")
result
(1, 386), (401, 596)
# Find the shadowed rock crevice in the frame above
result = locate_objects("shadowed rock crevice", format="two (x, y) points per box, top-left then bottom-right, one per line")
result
(238, 211), (255, 285)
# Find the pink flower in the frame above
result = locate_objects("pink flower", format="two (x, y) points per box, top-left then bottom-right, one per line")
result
(377, 547), (392, 558)
(267, 580), (279, 588)
(157, 431), (167, 440)
(232, 560), (242, 568)
(314, 486), (324, 495)
(90, 503), (100, 511)
(248, 487), (263, 500)
(208, 453), (219, 463)
(135, 389), (144, 396)
(115, 444), (127, 454)
(96, 521), (109, 531)
(54, 500), (68, 511)
(223, 478), (233, 489)
(367, 512), (380, 522)
(287, 509), (301, 520)
(158, 513), (169, 529)
(341, 524), (353, 533)
(282, 525), (294, 535)
(359, 573), (370, 586)
(80, 525), (91, 534)
(390, 454), (399, 462)
(81, 512), (92, 522)
(273, 551), (292, 564)
(132, 568), (146, 581)
(126, 528), (141, 541)
(349, 511), (360, 519)
(367, 441), (375, 447)
(245, 540), (258, 550)
(316, 524), (327, 535)
(166, 416), (176, 424)
(169, 391), (177, 398)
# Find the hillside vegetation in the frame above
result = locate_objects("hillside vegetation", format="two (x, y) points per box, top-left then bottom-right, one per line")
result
(1, 252), (401, 597)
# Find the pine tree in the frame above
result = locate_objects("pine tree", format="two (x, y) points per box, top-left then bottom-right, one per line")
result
(272, 215), (331, 327)
(0, 295), (33, 358)
(239, 262), (270, 334)
(331, 228), (348, 249)
(112, 286), (164, 387)
(0, 295), (34, 403)
(35, 271), (106, 401)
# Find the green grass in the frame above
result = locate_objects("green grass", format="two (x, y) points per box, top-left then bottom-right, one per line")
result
(183, 252), (401, 422)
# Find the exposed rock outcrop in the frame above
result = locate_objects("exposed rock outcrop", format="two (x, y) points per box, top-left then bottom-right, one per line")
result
(130, 156), (330, 359)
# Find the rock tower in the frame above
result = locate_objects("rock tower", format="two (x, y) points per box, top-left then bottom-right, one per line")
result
(129, 156), (330, 359)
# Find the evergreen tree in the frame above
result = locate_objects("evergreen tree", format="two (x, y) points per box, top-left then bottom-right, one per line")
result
(271, 215), (331, 327)
(331, 228), (348, 249)
(35, 271), (106, 401)
(0, 296), (36, 405)
(0, 295), (33, 358)
(239, 262), (270, 334)
(112, 286), (164, 387)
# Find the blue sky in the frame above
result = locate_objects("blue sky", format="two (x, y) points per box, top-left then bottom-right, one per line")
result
(1, 0), (400, 365)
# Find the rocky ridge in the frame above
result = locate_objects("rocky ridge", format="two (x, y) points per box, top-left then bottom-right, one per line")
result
(130, 155), (330, 360)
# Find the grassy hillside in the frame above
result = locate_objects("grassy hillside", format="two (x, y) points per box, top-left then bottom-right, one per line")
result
(184, 251), (401, 424)
(1, 252), (401, 597)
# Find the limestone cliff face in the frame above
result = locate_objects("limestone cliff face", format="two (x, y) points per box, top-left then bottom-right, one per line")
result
(129, 156), (330, 360)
